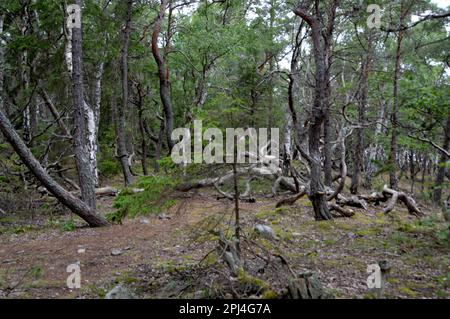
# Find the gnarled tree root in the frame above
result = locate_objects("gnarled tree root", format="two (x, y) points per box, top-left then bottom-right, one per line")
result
(381, 186), (423, 217)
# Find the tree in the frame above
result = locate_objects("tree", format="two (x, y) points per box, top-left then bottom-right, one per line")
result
(71, 0), (96, 210)
(293, 0), (340, 220)
(152, 0), (175, 150)
(117, 0), (134, 186)
(0, 11), (107, 227)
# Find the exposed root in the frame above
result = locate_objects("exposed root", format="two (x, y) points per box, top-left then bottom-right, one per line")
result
(328, 202), (355, 218)
(382, 185), (423, 217)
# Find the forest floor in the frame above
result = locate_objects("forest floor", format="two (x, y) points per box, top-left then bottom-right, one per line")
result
(0, 187), (449, 299)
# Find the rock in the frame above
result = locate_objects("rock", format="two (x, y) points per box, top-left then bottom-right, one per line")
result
(158, 213), (171, 220)
(77, 248), (86, 254)
(111, 248), (123, 256)
(194, 290), (203, 299)
(105, 285), (135, 299)
(140, 218), (150, 225)
(254, 224), (275, 239)
(347, 232), (357, 239)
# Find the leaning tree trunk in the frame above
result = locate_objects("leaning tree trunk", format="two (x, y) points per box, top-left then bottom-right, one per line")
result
(0, 21), (107, 227)
(71, 0), (96, 210)
(0, 110), (109, 227)
(152, 0), (174, 150)
(117, 0), (134, 186)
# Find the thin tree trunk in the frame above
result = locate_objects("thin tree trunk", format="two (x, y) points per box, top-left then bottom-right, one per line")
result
(0, 14), (4, 112)
(389, 1), (406, 190)
(40, 89), (71, 137)
(433, 114), (450, 203)
(137, 89), (148, 176)
(152, 0), (174, 150)
(117, 0), (134, 186)
(351, 31), (374, 194)
(71, 0), (96, 210)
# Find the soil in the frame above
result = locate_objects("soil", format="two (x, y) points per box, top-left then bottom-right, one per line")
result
(0, 189), (448, 299)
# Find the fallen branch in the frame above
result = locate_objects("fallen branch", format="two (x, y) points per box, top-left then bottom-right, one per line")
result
(276, 187), (307, 208)
(382, 186), (423, 217)
(328, 202), (355, 218)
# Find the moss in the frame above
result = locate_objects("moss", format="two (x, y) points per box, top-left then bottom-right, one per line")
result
(202, 252), (218, 267)
(261, 290), (278, 299)
(237, 269), (269, 293)
(115, 272), (139, 285)
(83, 284), (108, 298)
(355, 228), (380, 237)
(398, 286), (419, 298)
(315, 221), (333, 232)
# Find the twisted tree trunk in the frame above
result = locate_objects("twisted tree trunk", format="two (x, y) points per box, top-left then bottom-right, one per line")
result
(152, 0), (175, 150)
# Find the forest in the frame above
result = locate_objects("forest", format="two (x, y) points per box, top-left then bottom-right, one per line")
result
(0, 0), (449, 300)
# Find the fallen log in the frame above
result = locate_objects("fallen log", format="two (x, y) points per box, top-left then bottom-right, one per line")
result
(328, 202), (355, 218)
(336, 194), (368, 210)
(276, 187), (307, 208)
(69, 187), (145, 198)
(382, 186), (423, 217)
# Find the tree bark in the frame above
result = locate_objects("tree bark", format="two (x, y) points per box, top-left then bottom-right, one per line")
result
(433, 114), (450, 203)
(351, 31), (374, 194)
(152, 0), (175, 150)
(0, 108), (108, 227)
(71, 0), (96, 210)
(117, 0), (135, 186)
(294, 3), (333, 220)
(389, 1), (407, 190)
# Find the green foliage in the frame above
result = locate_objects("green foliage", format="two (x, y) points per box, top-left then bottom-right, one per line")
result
(98, 159), (121, 178)
(110, 175), (179, 223)
(61, 219), (76, 232)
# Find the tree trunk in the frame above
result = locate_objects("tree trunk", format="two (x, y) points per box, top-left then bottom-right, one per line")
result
(0, 19), (106, 227)
(0, 110), (108, 227)
(71, 0), (96, 210)
(433, 114), (450, 203)
(152, 0), (174, 150)
(0, 14), (4, 112)
(137, 88), (149, 176)
(351, 31), (374, 194)
(389, 1), (406, 190)
(117, 0), (134, 186)
(294, 5), (333, 220)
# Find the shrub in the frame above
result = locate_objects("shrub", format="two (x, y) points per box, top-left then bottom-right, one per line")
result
(110, 175), (179, 223)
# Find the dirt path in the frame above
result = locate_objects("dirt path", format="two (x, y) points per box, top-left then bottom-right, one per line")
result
(0, 193), (220, 298)
(0, 191), (448, 299)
